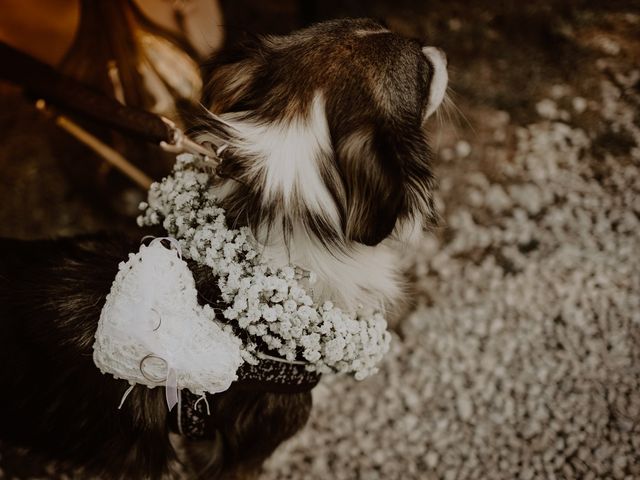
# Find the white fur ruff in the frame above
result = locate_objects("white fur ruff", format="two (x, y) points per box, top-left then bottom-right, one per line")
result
(202, 94), (403, 312)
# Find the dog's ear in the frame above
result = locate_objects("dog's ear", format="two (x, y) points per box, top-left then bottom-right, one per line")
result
(337, 126), (405, 246)
(393, 125), (437, 234)
(336, 123), (436, 247)
(201, 41), (262, 114)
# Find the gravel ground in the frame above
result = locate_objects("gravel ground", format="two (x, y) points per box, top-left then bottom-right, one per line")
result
(260, 7), (640, 480)
(1, 2), (639, 479)
(261, 73), (640, 479)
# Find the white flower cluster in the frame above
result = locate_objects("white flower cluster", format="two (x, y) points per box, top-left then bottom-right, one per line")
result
(138, 154), (391, 379)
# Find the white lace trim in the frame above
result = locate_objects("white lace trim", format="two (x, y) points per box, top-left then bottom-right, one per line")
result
(93, 240), (243, 399)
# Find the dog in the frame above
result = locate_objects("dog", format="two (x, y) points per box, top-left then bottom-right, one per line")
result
(0, 18), (447, 479)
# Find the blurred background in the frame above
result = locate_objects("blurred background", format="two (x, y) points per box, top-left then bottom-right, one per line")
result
(1, 1), (639, 479)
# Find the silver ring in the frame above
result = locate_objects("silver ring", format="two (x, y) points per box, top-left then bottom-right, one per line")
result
(151, 308), (162, 331)
(139, 354), (168, 383)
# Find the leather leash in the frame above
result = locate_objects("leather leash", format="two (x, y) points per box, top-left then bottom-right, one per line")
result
(0, 41), (217, 187)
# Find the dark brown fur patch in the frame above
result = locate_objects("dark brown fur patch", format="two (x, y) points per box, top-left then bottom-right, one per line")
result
(0, 235), (312, 479)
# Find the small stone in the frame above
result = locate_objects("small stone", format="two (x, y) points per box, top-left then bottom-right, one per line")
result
(456, 140), (472, 158)
(572, 97), (587, 113)
(550, 84), (570, 99)
(536, 99), (558, 119)
(426, 451), (439, 468)
(457, 394), (474, 421)
(521, 468), (535, 480)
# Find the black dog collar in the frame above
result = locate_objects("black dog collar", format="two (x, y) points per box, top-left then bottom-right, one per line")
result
(172, 357), (321, 439)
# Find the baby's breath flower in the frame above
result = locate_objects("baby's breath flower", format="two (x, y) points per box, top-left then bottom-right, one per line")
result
(138, 154), (391, 379)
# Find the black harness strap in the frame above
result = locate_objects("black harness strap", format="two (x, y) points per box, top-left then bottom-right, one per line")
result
(173, 359), (321, 439)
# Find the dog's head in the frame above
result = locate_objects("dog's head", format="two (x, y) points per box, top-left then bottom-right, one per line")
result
(199, 18), (448, 308)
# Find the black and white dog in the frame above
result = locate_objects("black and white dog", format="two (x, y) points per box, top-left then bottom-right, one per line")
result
(0, 19), (447, 479)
